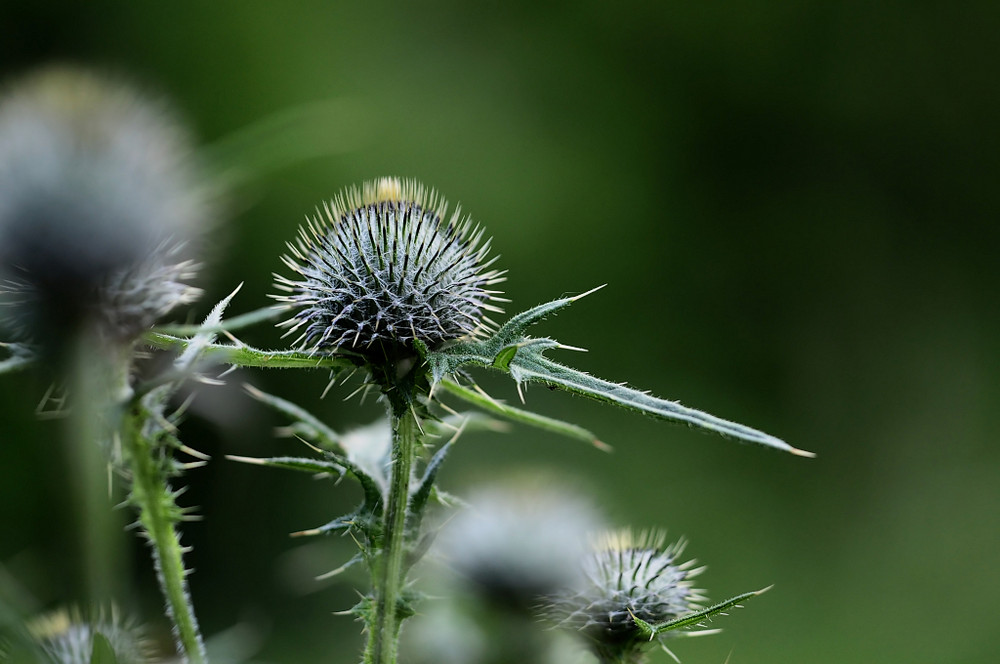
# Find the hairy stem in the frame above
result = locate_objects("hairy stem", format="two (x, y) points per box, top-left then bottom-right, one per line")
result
(124, 404), (206, 664)
(364, 408), (418, 664)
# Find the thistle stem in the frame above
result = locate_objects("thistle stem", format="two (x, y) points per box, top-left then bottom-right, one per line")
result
(124, 402), (206, 664)
(364, 408), (418, 664)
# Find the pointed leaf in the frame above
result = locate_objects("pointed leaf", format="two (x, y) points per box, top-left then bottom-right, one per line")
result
(292, 511), (370, 538)
(244, 384), (343, 450)
(175, 284), (243, 372)
(144, 332), (358, 371)
(650, 587), (769, 635)
(408, 441), (453, 532)
(425, 290), (811, 456)
(438, 379), (605, 449)
(153, 305), (282, 336)
(227, 454), (382, 510)
(509, 353), (809, 455)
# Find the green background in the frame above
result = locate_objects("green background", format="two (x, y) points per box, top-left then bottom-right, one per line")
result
(1, 1), (998, 662)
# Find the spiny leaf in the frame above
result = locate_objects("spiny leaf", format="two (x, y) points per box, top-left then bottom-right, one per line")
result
(244, 384), (343, 450)
(438, 378), (607, 450)
(425, 291), (812, 457)
(227, 453), (382, 511)
(175, 284), (243, 372)
(408, 441), (453, 533)
(144, 332), (358, 371)
(509, 353), (810, 456)
(647, 587), (770, 636)
(153, 305), (282, 336)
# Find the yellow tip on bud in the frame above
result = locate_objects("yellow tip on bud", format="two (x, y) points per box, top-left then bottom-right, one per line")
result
(374, 176), (403, 202)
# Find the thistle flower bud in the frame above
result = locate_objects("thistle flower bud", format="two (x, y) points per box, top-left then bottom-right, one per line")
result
(0, 66), (208, 347)
(435, 481), (602, 612)
(274, 177), (505, 361)
(546, 530), (706, 664)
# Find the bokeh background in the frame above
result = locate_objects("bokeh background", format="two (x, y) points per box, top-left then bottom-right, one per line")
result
(2, 1), (998, 662)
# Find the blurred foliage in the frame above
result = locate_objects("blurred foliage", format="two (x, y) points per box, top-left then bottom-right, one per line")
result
(2, 1), (998, 662)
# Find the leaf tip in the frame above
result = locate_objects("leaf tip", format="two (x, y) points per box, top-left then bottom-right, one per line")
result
(592, 438), (614, 453)
(571, 284), (607, 301)
(789, 446), (817, 458)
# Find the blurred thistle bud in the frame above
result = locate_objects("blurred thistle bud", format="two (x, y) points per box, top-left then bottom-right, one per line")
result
(0, 66), (209, 350)
(435, 479), (603, 613)
(273, 177), (505, 363)
(25, 607), (155, 664)
(546, 529), (706, 664)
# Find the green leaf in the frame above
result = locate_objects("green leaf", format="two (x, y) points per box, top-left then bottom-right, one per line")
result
(144, 332), (358, 372)
(153, 305), (282, 336)
(89, 633), (118, 664)
(227, 454), (382, 511)
(647, 587), (770, 636)
(508, 353), (809, 455)
(438, 378), (607, 450)
(244, 384), (344, 450)
(425, 290), (813, 457)
(408, 441), (453, 533)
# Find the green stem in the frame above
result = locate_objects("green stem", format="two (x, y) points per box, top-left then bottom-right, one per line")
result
(364, 408), (418, 664)
(124, 403), (206, 664)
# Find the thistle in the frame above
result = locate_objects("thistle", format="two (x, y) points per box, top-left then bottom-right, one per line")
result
(437, 481), (601, 612)
(0, 66), (207, 349)
(547, 530), (705, 664)
(26, 607), (155, 664)
(274, 177), (505, 364)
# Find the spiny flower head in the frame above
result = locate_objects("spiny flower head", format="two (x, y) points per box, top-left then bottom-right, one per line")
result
(435, 479), (602, 613)
(547, 529), (705, 663)
(274, 177), (505, 361)
(26, 607), (155, 664)
(0, 66), (208, 347)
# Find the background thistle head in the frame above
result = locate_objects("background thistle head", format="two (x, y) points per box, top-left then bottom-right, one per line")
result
(546, 529), (706, 664)
(273, 177), (505, 362)
(16, 607), (156, 664)
(0, 66), (209, 349)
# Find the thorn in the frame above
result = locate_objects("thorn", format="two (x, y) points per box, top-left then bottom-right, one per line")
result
(570, 284), (607, 301)
(444, 416), (469, 446)
(179, 445), (211, 461)
(592, 439), (614, 453)
(789, 446), (817, 458)
(556, 343), (588, 353)
(225, 454), (268, 466)
(294, 434), (326, 456)
(515, 381), (526, 404)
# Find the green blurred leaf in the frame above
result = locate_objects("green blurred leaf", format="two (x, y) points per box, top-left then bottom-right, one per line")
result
(89, 633), (118, 664)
